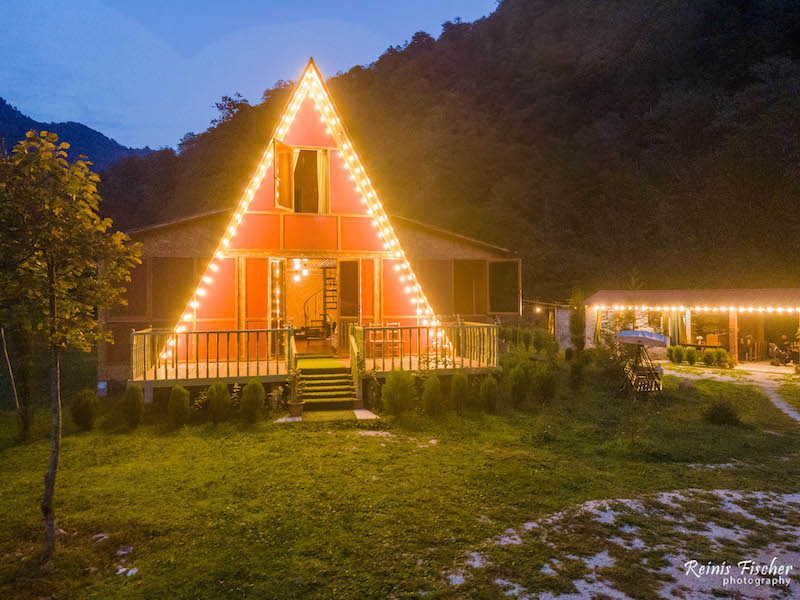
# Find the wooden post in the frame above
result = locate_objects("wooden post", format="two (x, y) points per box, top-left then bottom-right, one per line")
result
(729, 310), (738, 361)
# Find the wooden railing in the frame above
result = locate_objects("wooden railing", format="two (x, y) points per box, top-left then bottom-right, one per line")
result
(349, 322), (499, 373)
(130, 328), (292, 382)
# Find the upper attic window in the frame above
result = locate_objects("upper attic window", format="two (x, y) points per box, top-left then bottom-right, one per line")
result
(275, 142), (329, 213)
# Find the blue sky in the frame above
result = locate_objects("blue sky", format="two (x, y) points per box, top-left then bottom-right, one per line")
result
(0, 1), (496, 149)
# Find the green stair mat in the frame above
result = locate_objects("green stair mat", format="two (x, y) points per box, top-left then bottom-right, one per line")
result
(300, 375), (351, 383)
(303, 382), (353, 394)
(296, 356), (348, 371)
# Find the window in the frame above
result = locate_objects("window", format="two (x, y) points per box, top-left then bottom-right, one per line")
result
(454, 260), (487, 315)
(274, 142), (329, 213)
(488, 260), (520, 313)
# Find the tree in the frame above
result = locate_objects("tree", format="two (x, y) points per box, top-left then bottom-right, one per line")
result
(569, 288), (586, 355)
(210, 93), (250, 125)
(0, 130), (140, 561)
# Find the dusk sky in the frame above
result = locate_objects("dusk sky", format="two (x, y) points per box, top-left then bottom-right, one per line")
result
(1, 1), (496, 149)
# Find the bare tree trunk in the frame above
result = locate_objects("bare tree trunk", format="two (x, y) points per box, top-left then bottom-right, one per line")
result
(0, 327), (19, 412)
(41, 345), (61, 562)
(41, 262), (61, 563)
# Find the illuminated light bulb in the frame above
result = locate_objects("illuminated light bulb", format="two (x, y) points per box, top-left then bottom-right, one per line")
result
(383, 242), (390, 249)
(222, 239), (230, 247)
(215, 251), (223, 259)
(758, 307), (764, 312)
(293, 275), (300, 282)
(416, 308), (422, 315)
(748, 307), (754, 312)
(400, 276), (406, 282)
(160, 352), (167, 359)
(343, 143), (349, 149)
(302, 269), (308, 276)
(425, 309), (431, 315)
(422, 319), (429, 326)
(197, 289), (207, 296)
(182, 313), (192, 321)
(166, 350), (173, 357)
(394, 265), (400, 272)
(394, 251), (402, 258)
(404, 286), (411, 293)
(410, 298), (417, 304)
(203, 276), (212, 284)
(168, 339), (175, 347)
(175, 326), (186, 333)
(293, 259), (301, 269)
(767, 307), (774, 313)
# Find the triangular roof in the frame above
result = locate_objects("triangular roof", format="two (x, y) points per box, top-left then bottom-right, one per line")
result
(165, 58), (441, 349)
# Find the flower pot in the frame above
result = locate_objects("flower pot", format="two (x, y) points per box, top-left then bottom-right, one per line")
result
(288, 400), (304, 417)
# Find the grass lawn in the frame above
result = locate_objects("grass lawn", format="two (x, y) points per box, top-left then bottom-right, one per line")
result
(2, 371), (799, 599)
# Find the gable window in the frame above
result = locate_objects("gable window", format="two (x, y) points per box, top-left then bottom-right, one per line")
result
(275, 142), (329, 213)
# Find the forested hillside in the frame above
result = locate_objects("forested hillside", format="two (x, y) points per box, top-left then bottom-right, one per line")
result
(100, 0), (800, 298)
(0, 98), (150, 171)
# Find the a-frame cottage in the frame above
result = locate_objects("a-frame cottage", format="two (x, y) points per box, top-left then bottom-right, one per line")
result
(101, 59), (521, 406)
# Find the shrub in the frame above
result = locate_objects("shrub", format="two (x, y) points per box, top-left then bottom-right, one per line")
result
(701, 348), (716, 366)
(713, 348), (731, 367)
(528, 362), (557, 405)
(71, 389), (99, 431)
(564, 347), (573, 362)
(241, 378), (266, 422)
(685, 346), (697, 365)
(508, 362), (532, 407)
(207, 382), (231, 424)
(479, 375), (499, 413)
(450, 372), (469, 415)
(672, 345), (685, 364)
(666, 346), (675, 362)
(168, 386), (190, 428)
(382, 369), (415, 416)
(704, 399), (742, 426)
(423, 375), (444, 416)
(532, 329), (547, 353)
(123, 384), (145, 429)
(522, 330), (533, 351)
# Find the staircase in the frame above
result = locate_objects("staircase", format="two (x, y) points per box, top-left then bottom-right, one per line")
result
(322, 267), (337, 317)
(296, 354), (357, 411)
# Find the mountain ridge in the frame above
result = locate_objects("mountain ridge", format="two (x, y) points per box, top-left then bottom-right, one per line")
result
(0, 97), (150, 171)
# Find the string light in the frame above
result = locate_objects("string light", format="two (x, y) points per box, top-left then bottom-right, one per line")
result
(163, 59), (446, 363)
(592, 305), (800, 313)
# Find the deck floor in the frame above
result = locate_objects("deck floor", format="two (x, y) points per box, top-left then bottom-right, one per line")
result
(135, 355), (493, 383)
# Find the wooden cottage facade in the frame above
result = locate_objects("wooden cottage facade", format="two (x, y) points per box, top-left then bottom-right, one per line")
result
(98, 59), (520, 391)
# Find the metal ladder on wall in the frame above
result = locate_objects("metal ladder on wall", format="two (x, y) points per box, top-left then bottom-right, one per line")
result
(322, 267), (338, 317)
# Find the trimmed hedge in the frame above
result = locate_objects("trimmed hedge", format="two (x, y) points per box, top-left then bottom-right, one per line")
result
(382, 369), (415, 416)
(72, 389), (99, 431)
(241, 378), (266, 422)
(123, 384), (145, 429)
(168, 386), (190, 428)
(207, 382), (231, 424)
(450, 372), (469, 415)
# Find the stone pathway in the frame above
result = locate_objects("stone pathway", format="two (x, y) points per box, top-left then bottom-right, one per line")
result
(662, 365), (800, 424)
